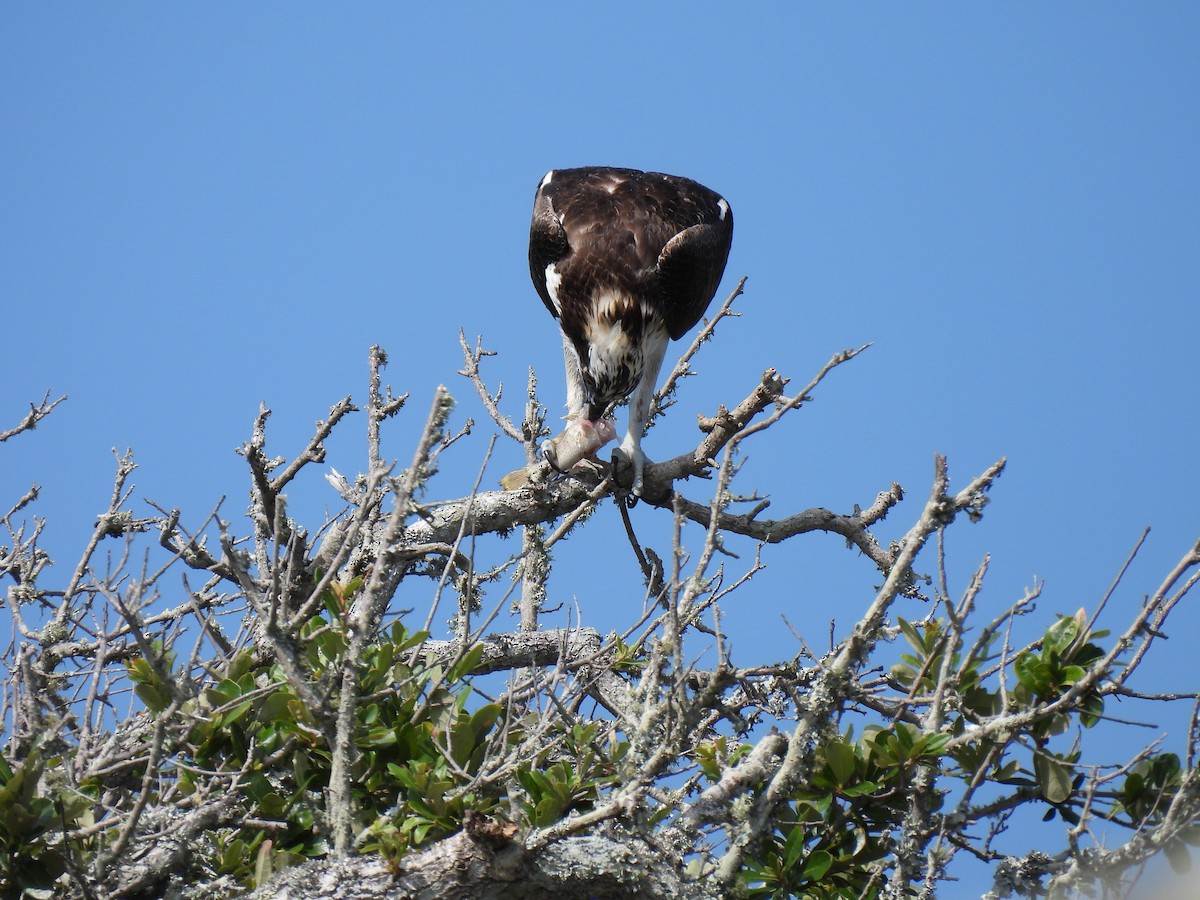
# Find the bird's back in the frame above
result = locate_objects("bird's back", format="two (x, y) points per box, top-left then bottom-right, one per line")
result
(529, 167), (732, 345)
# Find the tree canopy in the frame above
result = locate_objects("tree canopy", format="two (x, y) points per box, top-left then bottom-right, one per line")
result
(3, 292), (1199, 899)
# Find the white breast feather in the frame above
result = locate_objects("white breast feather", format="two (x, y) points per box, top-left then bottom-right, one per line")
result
(584, 289), (636, 375)
(590, 289), (632, 322)
(585, 318), (631, 372)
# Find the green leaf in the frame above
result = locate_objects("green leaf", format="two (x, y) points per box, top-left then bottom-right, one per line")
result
(421, 665), (445, 691)
(782, 827), (806, 869)
(449, 642), (487, 681)
(396, 627), (430, 652)
(134, 681), (172, 713)
(468, 703), (502, 740)
(1153, 753), (1182, 782)
(994, 759), (1020, 782)
(1015, 652), (1050, 696)
(257, 690), (293, 724)
(1035, 755), (1072, 804)
(842, 781), (882, 798)
(897, 617), (925, 653)
(800, 849), (834, 881)
(1122, 772), (1145, 803)
(254, 839), (275, 887)
(894, 722), (919, 753)
(825, 740), (856, 785)
(220, 838), (248, 873)
(226, 651), (255, 682)
(1059, 664), (1086, 685)
(219, 700), (254, 728)
(534, 796), (563, 827)
(259, 791), (288, 819)
(911, 732), (951, 759)
(796, 793), (833, 817)
(1080, 694), (1104, 728)
(518, 768), (552, 800)
(1044, 616), (1080, 657)
(360, 725), (399, 748)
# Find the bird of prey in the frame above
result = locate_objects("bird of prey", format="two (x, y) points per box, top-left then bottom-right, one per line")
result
(527, 166), (733, 496)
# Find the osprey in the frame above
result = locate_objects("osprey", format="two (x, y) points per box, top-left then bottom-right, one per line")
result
(528, 166), (733, 495)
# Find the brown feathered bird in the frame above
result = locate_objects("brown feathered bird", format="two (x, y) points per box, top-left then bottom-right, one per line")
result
(527, 166), (733, 495)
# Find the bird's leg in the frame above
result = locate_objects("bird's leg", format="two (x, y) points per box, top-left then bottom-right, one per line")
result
(561, 332), (586, 422)
(540, 337), (617, 474)
(617, 330), (669, 497)
(542, 335), (587, 469)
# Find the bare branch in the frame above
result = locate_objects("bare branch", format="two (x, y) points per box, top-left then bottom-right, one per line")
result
(0, 391), (67, 443)
(650, 277), (746, 425)
(459, 330), (523, 442)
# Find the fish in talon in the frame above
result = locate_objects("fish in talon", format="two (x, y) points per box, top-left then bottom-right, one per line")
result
(541, 417), (617, 474)
(499, 418), (616, 490)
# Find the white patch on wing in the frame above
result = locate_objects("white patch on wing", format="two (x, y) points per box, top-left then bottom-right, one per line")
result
(544, 264), (564, 314)
(601, 171), (625, 194)
(539, 170), (554, 189)
(717, 198), (729, 221)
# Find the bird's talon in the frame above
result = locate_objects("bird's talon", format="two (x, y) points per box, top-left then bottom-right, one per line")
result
(610, 446), (648, 504)
(541, 440), (566, 474)
(608, 448), (640, 507)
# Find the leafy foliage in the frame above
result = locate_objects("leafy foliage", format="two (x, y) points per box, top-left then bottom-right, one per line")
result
(0, 749), (75, 899)
(0, 575), (641, 894)
(133, 594), (518, 886)
(3, 353), (1199, 900)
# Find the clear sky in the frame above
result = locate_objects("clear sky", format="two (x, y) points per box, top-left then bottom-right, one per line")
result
(3, 5), (1199, 894)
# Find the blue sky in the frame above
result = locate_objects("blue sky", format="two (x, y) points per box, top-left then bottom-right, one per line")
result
(3, 5), (1199, 892)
